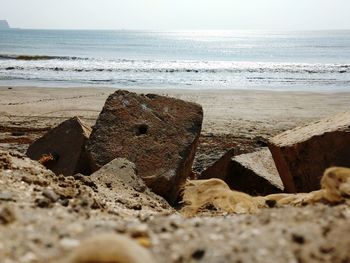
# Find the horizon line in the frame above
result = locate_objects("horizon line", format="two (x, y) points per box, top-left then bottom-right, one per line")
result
(3, 27), (350, 32)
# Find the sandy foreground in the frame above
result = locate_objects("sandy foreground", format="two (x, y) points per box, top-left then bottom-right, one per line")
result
(0, 86), (350, 263)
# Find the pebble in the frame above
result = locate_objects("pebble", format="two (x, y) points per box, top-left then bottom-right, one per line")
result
(67, 233), (156, 263)
(42, 188), (59, 202)
(128, 203), (142, 210)
(35, 197), (52, 208)
(0, 206), (16, 224)
(291, 233), (305, 244)
(58, 198), (69, 207)
(192, 249), (205, 260)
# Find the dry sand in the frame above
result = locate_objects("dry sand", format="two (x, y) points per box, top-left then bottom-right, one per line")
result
(1, 86), (350, 137)
(1, 86), (350, 263)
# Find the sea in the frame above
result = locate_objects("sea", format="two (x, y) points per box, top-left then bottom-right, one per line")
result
(0, 29), (350, 91)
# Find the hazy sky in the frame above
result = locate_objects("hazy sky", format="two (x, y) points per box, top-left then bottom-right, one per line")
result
(1, 0), (350, 30)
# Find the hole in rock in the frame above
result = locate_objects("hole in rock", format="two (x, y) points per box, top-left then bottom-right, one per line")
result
(135, 124), (148, 136)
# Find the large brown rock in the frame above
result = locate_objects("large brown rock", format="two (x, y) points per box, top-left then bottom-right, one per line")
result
(268, 112), (350, 193)
(229, 148), (284, 196)
(26, 116), (92, 176)
(86, 90), (203, 203)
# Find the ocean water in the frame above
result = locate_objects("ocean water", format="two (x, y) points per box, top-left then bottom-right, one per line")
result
(0, 29), (350, 91)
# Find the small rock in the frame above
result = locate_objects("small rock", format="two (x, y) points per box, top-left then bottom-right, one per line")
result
(35, 197), (52, 208)
(58, 198), (69, 207)
(26, 116), (92, 176)
(90, 198), (103, 210)
(291, 233), (305, 244)
(192, 249), (205, 260)
(133, 184), (147, 193)
(129, 203), (142, 210)
(0, 206), (16, 224)
(42, 188), (59, 202)
(67, 233), (156, 263)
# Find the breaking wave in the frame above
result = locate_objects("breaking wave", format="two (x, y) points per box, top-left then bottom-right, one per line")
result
(0, 53), (349, 90)
(0, 54), (349, 74)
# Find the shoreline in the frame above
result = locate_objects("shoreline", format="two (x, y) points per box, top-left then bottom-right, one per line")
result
(2, 84), (350, 94)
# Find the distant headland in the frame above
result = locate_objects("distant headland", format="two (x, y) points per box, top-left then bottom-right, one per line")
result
(0, 20), (10, 29)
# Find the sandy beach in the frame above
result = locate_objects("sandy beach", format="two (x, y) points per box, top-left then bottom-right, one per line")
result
(1, 86), (350, 136)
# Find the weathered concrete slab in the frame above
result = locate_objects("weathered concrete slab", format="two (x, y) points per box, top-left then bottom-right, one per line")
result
(26, 117), (91, 176)
(268, 112), (350, 193)
(229, 148), (284, 196)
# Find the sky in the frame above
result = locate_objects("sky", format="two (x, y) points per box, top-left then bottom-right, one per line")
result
(1, 0), (350, 30)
